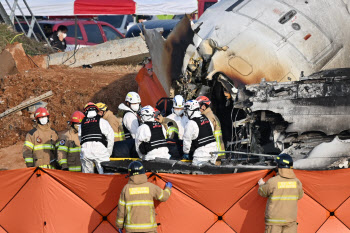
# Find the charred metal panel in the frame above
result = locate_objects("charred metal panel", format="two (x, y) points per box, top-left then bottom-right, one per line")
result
(143, 16), (194, 96)
(240, 69), (350, 135)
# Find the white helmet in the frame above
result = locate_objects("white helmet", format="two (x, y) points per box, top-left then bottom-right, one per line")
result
(140, 105), (155, 122)
(125, 92), (141, 104)
(173, 95), (185, 108)
(184, 100), (200, 119)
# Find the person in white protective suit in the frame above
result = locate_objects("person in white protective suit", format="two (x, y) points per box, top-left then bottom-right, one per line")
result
(78, 102), (114, 174)
(166, 95), (189, 140)
(135, 105), (171, 160)
(118, 92), (141, 139)
(183, 100), (218, 166)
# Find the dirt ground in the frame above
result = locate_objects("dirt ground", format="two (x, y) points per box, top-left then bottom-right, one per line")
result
(0, 64), (140, 170)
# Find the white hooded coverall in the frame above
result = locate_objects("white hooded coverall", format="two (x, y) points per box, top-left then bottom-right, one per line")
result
(167, 112), (189, 140)
(135, 121), (171, 160)
(118, 103), (139, 139)
(183, 111), (217, 166)
(78, 117), (114, 174)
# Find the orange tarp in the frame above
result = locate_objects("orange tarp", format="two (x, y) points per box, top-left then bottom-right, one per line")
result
(0, 168), (349, 232)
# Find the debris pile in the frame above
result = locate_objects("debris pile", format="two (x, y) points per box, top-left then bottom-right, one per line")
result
(0, 64), (139, 148)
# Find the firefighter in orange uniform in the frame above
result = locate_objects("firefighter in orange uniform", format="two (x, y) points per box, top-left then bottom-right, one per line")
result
(23, 107), (58, 169)
(56, 111), (85, 172)
(116, 161), (172, 233)
(258, 154), (304, 233)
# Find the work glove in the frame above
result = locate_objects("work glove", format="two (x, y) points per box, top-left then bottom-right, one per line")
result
(182, 154), (189, 160)
(258, 178), (265, 186)
(118, 229), (123, 233)
(165, 182), (173, 189)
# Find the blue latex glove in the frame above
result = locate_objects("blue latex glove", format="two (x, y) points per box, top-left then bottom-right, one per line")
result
(165, 182), (172, 189)
(182, 154), (189, 160)
(118, 229), (123, 233)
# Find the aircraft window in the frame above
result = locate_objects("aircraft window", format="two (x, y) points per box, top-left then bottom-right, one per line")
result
(279, 10), (297, 24)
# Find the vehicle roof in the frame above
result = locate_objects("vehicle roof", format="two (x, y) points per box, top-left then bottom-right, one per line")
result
(36, 19), (105, 24)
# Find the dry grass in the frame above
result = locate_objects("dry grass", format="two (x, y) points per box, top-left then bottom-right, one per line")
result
(0, 23), (52, 55)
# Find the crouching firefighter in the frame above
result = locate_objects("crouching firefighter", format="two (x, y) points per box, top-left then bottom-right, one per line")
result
(23, 107), (58, 169)
(116, 161), (172, 233)
(258, 154), (304, 233)
(79, 102), (114, 174)
(57, 111), (85, 172)
(183, 100), (217, 166)
(136, 106), (171, 160)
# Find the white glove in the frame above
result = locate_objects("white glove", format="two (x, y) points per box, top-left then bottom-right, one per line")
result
(258, 178), (265, 186)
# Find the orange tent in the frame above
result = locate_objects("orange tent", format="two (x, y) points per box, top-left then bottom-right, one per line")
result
(0, 168), (349, 232)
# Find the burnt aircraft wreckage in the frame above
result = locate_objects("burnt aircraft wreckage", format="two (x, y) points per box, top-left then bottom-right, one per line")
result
(103, 0), (350, 173)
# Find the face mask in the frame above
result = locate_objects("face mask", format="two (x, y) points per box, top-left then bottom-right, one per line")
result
(87, 111), (97, 118)
(74, 124), (80, 131)
(174, 109), (184, 116)
(60, 32), (67, 39)
(131, 104), (140, 112)
(39, 117), (48, 125)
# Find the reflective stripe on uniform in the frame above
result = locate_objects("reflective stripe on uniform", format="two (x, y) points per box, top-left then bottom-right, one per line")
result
(25, 157), (34, 163)
(24, 141), (34, 149)
(39, 165), (55, 169)
(270, 195), (299, 201)
(266, 218), (287, 223)
(214, 130), (225, 156)
(167, 127), (179, 135)
(259, 186), (267, 196)
(126, 200), (154, 206)
(165, 189), (171, 195)
(34, 144), (55, 151)
(59, 159), (67, 165)
(57, 146), (68, 152)
(158, 190), (164, 200)
(114, 132), (125, 138)
(117, 218), (124, 224)
(68, 147), (81, 153)
(119, 199), (126, 206)
(124, 223), (158, 229)
(68, 166), (82, 172)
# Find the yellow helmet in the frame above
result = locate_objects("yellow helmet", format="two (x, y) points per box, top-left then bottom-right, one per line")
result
(95, 102), (108, 112)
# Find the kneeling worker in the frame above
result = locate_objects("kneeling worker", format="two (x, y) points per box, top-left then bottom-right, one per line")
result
(258, 154), (304, 233)
(116, 161), (172, 233)
(183, 100), (217, 166)
(136, 105), (171, 160)
(79, 102), (114, 174)
(57, 111), (85, 172)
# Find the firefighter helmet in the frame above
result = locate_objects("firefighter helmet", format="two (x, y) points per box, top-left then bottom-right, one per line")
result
(70, 111), (85, 124)
(95, 102), (108, 112)
(196, 96), (211, 106)
(140, 105), (155, 122)
(34, 107), (50, 120)
(128, 161), (145, 176)
(83, 102), (99, 113)
(276, 153), (293, 168)
(125, 92), (141, 104)
(184, 100), (200, 111)
(173, 95), (185, 108)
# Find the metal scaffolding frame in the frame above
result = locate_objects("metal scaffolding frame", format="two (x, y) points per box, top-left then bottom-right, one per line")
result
(0, 0), (51, 47)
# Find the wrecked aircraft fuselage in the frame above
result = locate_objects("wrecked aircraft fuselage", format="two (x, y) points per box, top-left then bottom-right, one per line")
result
(140, 0), (350, 170)
(233, 69), (350, 169)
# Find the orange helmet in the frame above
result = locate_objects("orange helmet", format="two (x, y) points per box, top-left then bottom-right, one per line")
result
(34, 107), (50, 119)
(196, 96), (211, 106)
(70, 111), (85, 124)
(83, 102), (99, 113)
